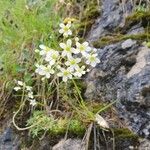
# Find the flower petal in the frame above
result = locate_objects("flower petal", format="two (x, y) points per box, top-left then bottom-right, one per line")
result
(67, 30), (72, 35)
(59, 43), (66, 49)
(59, 23), (65, 28)
(39, 44), (46, 50)
(59, 29), (64, 34)
(67, 39), (72, 46)
(66, 22), (71, 28)
(83, 41), (89, 47)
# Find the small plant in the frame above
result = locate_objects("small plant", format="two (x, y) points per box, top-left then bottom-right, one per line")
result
(27, 111), (56, 137)
(34, 21), (100, 82)
(135, 3), (148, 12)
(13, 19), (114, 139)
(27, 111), (85, 138)
(14, 80), (37, 106)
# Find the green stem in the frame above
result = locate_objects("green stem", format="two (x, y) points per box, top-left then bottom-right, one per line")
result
(72, 79), (94, 119)
(96, 100), (117, 114)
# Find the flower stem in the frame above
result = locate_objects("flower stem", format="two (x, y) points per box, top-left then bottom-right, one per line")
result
(72, 79), (94, 119)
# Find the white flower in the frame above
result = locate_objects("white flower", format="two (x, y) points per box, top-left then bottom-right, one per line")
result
(28, 91), (34, 99)
(39, 45), (51, 56)
(29, 99), (37, 107)
(35, 64), (54, 78)
(17, 81), (24, 86)
(59, 22), (72, 37)
(45, 50), (59, 65)
(76, 41), (91, 56)
(14, 86), (21, 91)
(26, 86), (32, 91)
(86, 68), (90, 72)
(86, 53), (100, 67)
(57, 68), (72, 82)
(59, 39), (75, 58)
(43, 65), (55, 78)
(35, 64), (46, 76)
(74, 66), (86, 77)
(65, 57), (81, 71)
(75, 37), (79, 42)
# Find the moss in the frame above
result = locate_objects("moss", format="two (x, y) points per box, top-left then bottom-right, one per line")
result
(114, 11), (150, 34)
(27, 111), (86, 138)
(69, 119), (86, 136)
(111, 128), (140, 149)
(85, 101), (109, 114)
(93, 33), (150, 48)
(113, 128), (139, 141)
(125, 11), (150, 29)
(77, 0), (101, 36)
(92, 10), (150, 48)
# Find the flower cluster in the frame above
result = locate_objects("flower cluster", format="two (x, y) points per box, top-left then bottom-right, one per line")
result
(14, 81), (37, 106)
(35, 22), (100, 82)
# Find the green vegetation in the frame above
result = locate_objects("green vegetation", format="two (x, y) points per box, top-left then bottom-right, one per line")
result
(78, 0), (101, 36)
(27, 111), (85, 138)
(93, 33), (150, 48)
(125, 11), (150, 30)
(0, 1), (115, 146)
(114, 128), (139, 140)
(66, 0), (101, 37)
(0, 0), (62, 81)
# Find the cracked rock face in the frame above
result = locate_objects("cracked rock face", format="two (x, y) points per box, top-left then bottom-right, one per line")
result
(85, 41), (150, 139)
(85, 0), (150, 140)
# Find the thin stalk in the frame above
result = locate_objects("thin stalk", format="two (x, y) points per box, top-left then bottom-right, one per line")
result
(72, 79), (94, 119)
(96, 100), (117, 114)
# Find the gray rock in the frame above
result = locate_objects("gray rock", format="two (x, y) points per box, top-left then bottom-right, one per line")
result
(87, 0), (133, 41)
(127, 24), (145, 35)
(85, 43), (150, 139)
(121, 39), (137, 49)
(85, 0), (150, 143)
(52, 139), (85, 150)
(0, 127), (20, 150)
(139, 139), (150, 150)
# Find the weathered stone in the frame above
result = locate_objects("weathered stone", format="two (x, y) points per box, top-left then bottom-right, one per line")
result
(85, 44), (150, 139)
(87, 0), (133, 41)
(139, 139), (150, 150)
(127, 24), (145, 35)
(52, 139), (84, 150)
(0, 127), (20, 150)
(85, 0), (150, 144)
(121, 39), (136, 49)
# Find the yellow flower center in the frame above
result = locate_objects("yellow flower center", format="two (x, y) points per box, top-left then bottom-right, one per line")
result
(52, 54), (57, 59)
(64, 26), (69, 32)
(66, 46), (71, 52)
(90, 56), (95, 61)
(70, 60), (75, 65)
(64, 71), (69, 76)
(80, 45), (85, 51)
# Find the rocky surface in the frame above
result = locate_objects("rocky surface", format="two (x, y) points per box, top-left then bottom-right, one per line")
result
(52, 139), (84, 150)
(87, 0), (133, 41)
(0, 127), (20, 150)
(85, 0), (150, 143)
